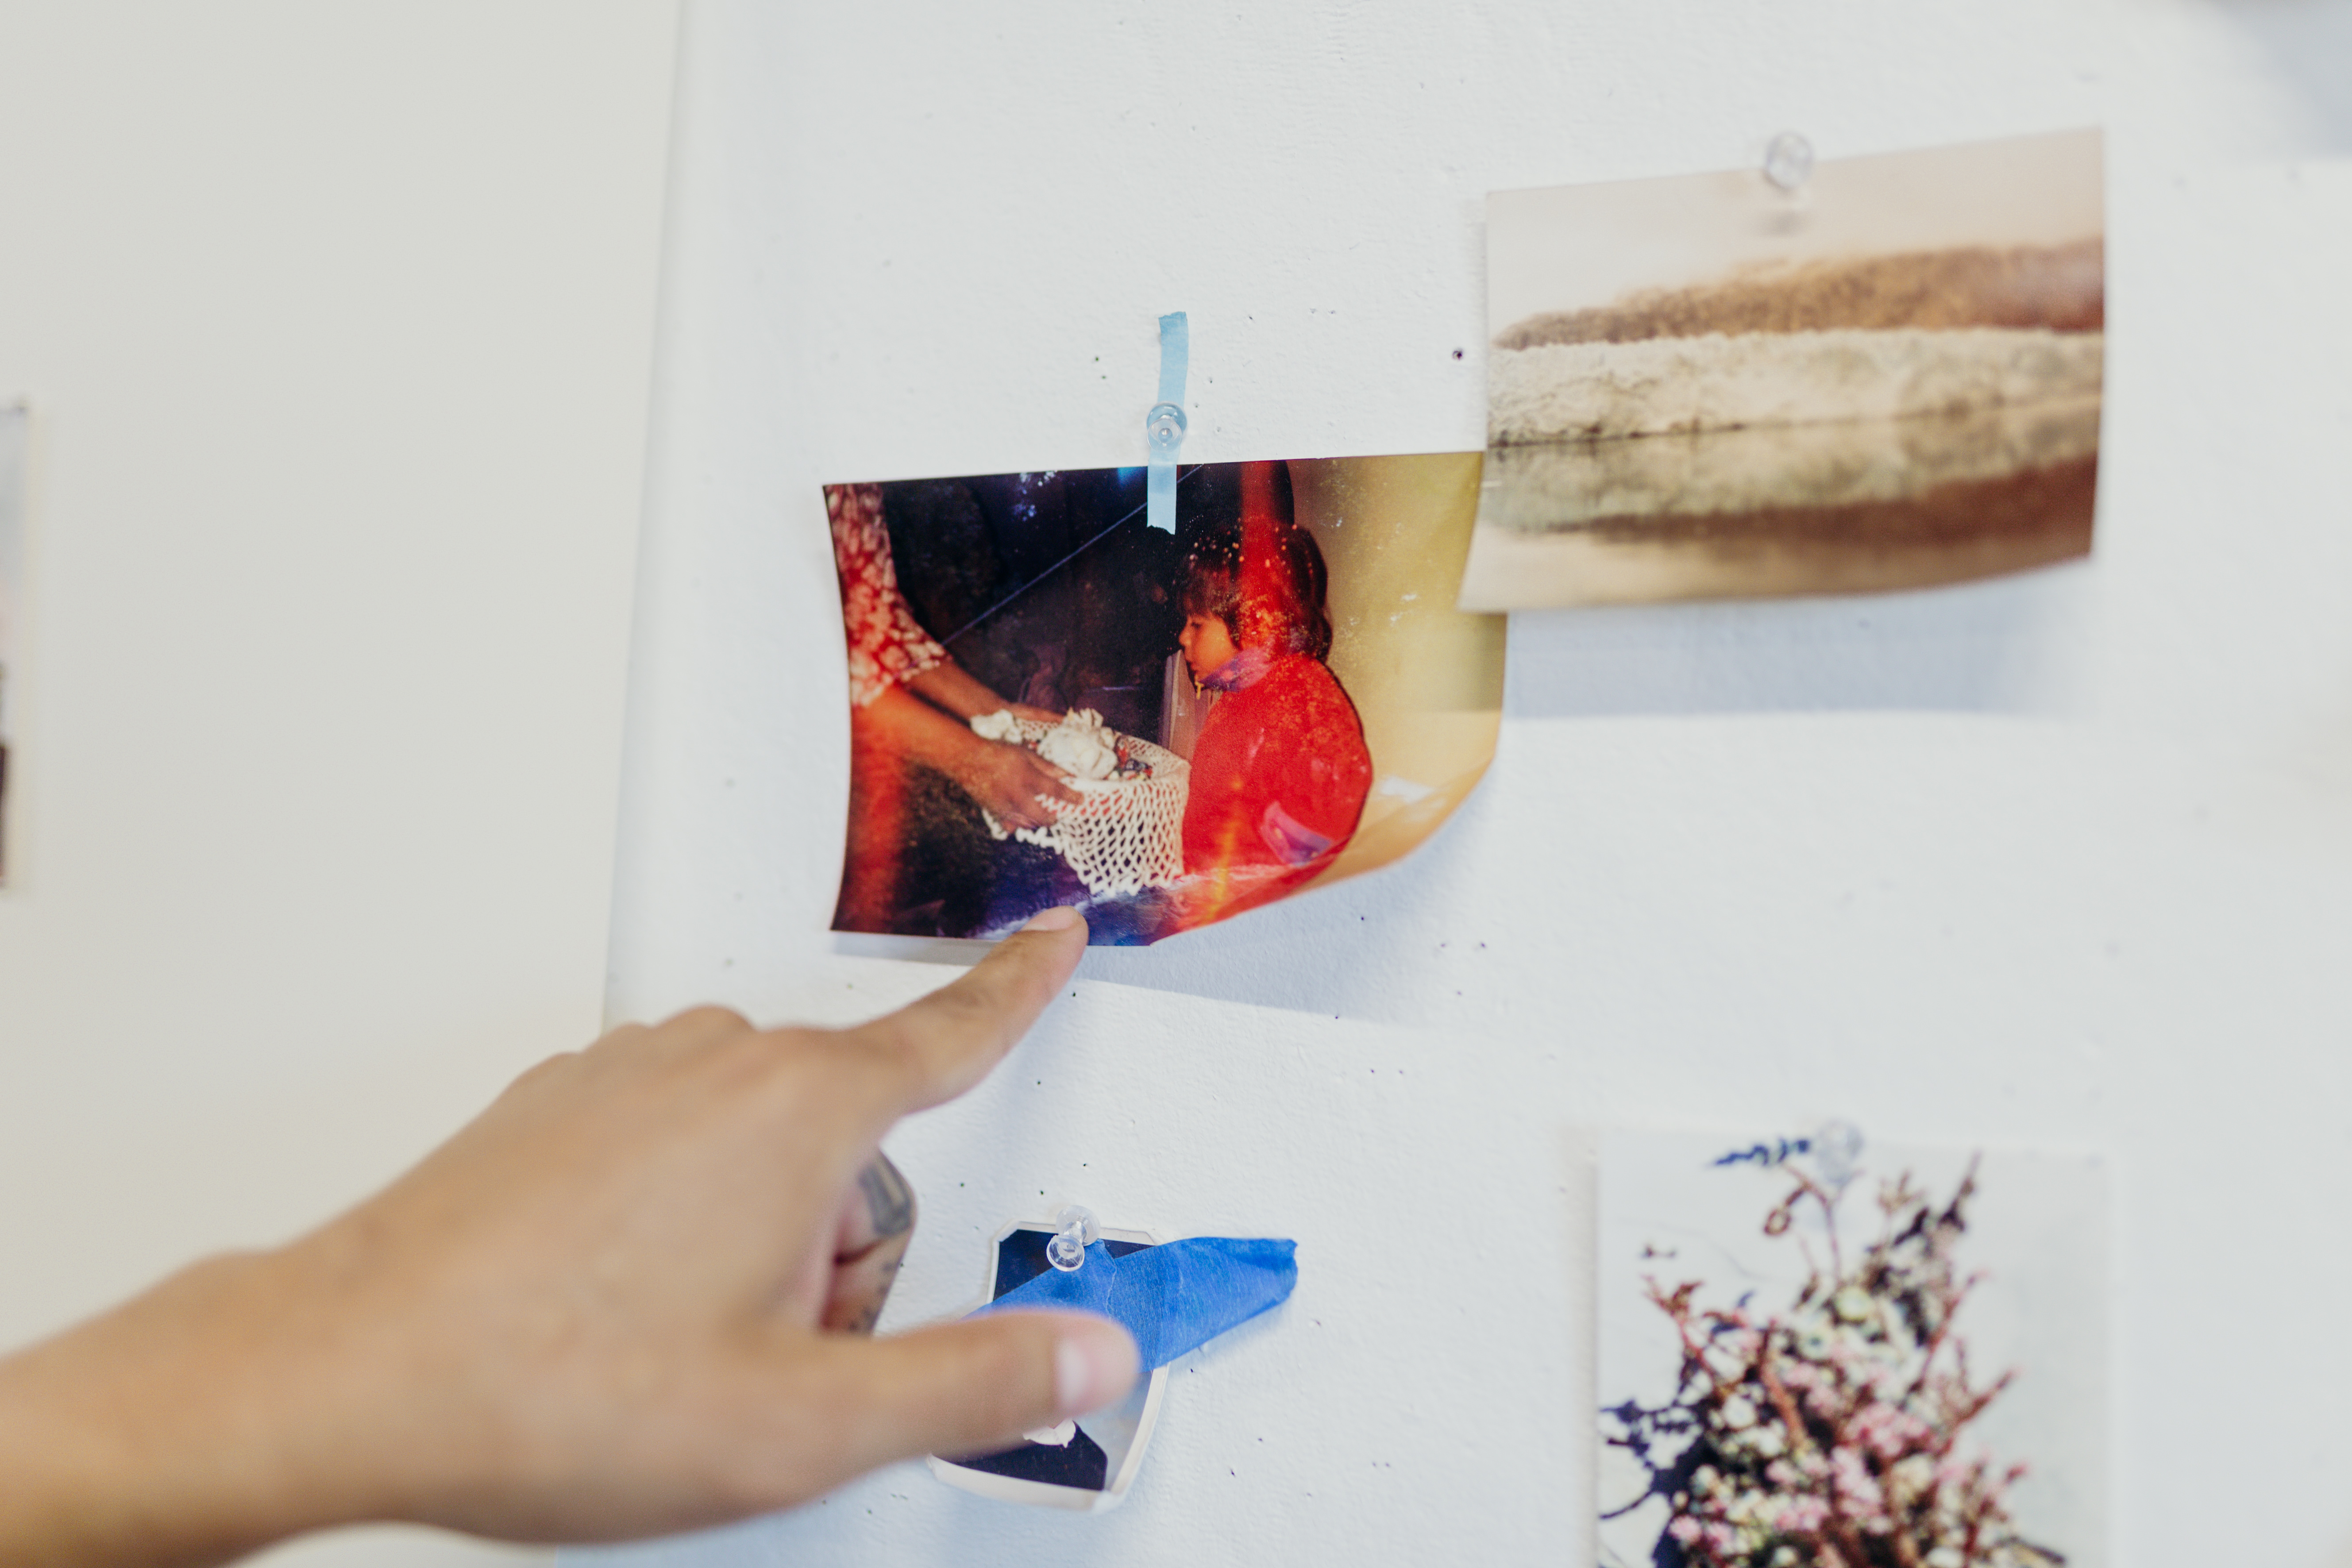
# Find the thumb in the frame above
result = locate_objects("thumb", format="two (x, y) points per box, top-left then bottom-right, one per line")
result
(809, 1310), (1140, 1476)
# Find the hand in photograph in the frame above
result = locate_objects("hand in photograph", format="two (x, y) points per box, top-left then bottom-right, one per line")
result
(898, 663), (1080, 825)
(0, 910), (1137, 1566)
(953, 734), (1082, 833)
(829, 483), (1095, 927)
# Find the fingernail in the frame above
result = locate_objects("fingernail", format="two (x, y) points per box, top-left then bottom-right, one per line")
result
(1055, 1322), (1141, 1417)
(1022, 906), (1083, 933)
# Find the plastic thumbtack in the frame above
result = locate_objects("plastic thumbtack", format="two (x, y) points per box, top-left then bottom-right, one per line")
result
(1763, 131), (1815, 192)
(1046, 1204), (1099, 1271)
(1813, 1120), (1864, 1190)
(1145, 312), (1188, 534)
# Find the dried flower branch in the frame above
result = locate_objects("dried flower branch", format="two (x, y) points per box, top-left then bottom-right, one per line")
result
(1603, 1155), (2060, 1568)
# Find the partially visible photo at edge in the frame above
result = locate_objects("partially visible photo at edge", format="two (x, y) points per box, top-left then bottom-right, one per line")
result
(0, 402), (26, 886)
(1461, 127), (2105, 611)
(825, 454), (1504, 946)
(1596, 1130), (2107, 1568)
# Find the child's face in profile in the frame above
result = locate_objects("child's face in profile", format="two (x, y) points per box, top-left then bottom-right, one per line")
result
(1179, 610), (1241, 682)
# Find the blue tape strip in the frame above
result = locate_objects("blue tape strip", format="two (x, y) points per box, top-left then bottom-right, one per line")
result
(1157, 311), (1188, 407)
(1146, 311), (1188, 534)
(1148, 460), (1178, 536)
(977, 1236), (1297, 1369)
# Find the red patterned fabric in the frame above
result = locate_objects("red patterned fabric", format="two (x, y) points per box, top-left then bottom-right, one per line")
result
(825, 482), (947, 708)
(1179, 653), (1372, 919)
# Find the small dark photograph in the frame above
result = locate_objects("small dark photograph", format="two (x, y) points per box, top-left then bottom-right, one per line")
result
(929, 1224), (1167, 1512)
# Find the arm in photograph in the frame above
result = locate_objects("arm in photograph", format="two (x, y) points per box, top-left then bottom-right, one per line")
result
(828, 484), (1057, 727)
(904, 661), (1062, 727)
(858, 684), (1079, 831)
(0, 914), (1134, 1568)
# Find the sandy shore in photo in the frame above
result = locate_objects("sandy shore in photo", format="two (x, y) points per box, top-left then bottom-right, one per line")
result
(1478, 398), (2101, 530)
(1496, 240), (2104, 349)
(1460, 453), (2095, 609)
(1488, 327), (2104, 445)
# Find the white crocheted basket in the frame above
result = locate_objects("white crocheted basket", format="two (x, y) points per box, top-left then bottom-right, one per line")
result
(978, 718), (1191, 899)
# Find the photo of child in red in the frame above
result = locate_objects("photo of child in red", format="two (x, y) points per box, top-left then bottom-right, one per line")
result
(1172, 461), (1373, 928)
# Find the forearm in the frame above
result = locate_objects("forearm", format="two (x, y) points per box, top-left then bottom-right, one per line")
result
(856, 683), (1078, 830)
(903, 661), (1009, 723)
(0, 925), (1125, 1557)
(0, 1249), (373, 1568)
(858, 682), (993, 779)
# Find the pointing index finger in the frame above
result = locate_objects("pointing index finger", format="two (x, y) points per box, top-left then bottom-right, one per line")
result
(858, 907), (1087, 1114)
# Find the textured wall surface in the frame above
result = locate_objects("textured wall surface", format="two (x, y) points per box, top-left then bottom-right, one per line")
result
(0, 5), (681, 1564)
(584, 1), (2352, 1564)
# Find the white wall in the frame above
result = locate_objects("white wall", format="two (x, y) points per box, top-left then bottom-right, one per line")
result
(592, 2), (2352, 1566)
(0, 4), (680, 1564)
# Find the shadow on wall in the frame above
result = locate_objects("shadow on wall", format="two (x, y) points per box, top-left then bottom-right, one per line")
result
(1073, 562), (2093, 1013)
(860, 482), (2092, 1011)
(844, 782), (1495, 1025)
(1072, 780), (1495, 1020)
(2206, 0), (2352, 154)
(1290, 451), (1506, 894)
(1504, 559), (2094, 719)
(898, 563), (2094, 1018)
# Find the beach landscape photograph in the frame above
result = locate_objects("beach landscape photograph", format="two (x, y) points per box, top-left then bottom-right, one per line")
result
(1461, 129), (2105, 610)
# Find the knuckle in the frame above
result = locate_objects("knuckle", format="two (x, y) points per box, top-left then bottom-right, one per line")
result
(869, 1028), (934, 1094)
(900, 995), (990, 1063)
(956, 1325), (1054, 1429)
(589, 1018), (648, 1049)
(926, 975), (1001, 1025)
(502, 1048), (585, 1095)
(667, 1003), (753, 1037)
(812, 1025), (918, 1100)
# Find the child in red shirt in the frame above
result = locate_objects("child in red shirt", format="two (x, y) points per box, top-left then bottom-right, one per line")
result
(1172, 462), (1373, 929)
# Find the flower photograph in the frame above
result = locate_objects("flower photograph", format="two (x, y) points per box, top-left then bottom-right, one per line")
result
(824, 453), (1502, 945)
(1461, 129), (2104, 610)
(1598, 1130), (2105, 1568)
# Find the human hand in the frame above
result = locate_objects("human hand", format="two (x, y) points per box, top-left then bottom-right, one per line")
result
(0, 909), (1134, 1565)
(1009, 702), (1066, 726)
(956, 736), (1082, 831)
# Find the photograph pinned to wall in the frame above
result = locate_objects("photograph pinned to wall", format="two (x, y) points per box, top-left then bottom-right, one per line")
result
(0, 402), (26, 884)
(1598, 1127), (2105, 1568)
(1461, 128), (2105, 610)
(929, 1218), (1174, 1512)
(931, 1210), (1296, 1511)
(825, 454), (1502, 945)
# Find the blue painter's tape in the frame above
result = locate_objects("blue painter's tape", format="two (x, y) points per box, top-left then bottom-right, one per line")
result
(1147, 449), (1179, 535)
(1145, 311), (1188, 533)
(1157, 311), (1188, 407)
(977, 1236), (1298, 1369)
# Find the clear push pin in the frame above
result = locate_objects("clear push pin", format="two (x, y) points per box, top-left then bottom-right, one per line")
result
(1046, 1204), (1098, 1271)
(1145, 401), (1187, 455)
(1763, 131), (1814, 192)
(1812, 1119), (1864, 1190)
